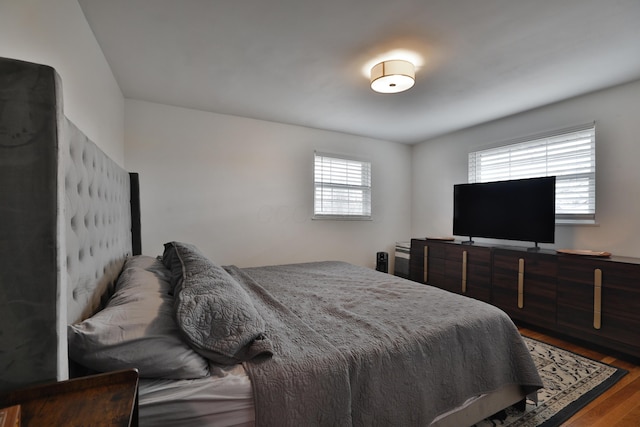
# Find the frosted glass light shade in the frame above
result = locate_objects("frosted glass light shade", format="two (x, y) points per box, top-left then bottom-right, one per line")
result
(370, 60), (415, 93)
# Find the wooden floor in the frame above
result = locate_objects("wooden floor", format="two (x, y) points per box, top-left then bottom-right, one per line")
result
(518, 327), (640, 426)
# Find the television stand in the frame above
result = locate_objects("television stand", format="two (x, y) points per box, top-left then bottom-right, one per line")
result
(461, 237), (474, 245)
(409, 238), (640, 360)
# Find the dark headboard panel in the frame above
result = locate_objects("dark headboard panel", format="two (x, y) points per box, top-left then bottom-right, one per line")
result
(130, 172), (142, 256)
(0, 57), (140, 392)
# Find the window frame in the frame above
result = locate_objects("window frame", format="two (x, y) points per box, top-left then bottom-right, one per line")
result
(468, 123), (596, 224)
(313, 152), (372, 221)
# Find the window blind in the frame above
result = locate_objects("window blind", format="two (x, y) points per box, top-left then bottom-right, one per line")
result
(314, 153), (371, 219)
(469, 124), (596, 221)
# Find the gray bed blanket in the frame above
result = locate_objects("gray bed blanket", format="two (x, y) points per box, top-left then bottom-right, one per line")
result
(224, 261), (542, 426)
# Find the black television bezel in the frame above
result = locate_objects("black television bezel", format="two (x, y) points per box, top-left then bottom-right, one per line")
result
(453, 176), (556, 246)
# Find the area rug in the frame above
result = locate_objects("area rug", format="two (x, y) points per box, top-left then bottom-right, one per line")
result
(474, 336), (627, 427)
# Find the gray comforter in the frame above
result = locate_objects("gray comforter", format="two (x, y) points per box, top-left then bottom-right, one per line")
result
(223, 261), (542, 427)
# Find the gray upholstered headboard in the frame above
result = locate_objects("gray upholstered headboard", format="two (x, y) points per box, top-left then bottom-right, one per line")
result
(0, 57), (141, 393)
(65, 120), (134, 323)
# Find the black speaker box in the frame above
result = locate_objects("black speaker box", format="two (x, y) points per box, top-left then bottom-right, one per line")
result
(376, 251), (389, 273)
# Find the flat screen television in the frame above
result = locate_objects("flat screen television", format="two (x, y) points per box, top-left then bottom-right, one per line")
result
(453, 176), (556, 247)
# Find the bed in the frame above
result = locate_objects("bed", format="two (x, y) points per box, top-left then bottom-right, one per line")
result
(0, 57), (543, 426)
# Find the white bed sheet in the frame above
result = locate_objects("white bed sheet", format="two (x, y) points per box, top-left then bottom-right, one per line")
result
(138, 364), (255, 427)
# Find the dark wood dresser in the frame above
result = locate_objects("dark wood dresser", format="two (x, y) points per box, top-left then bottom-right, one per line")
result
(410, 238), (640, 360)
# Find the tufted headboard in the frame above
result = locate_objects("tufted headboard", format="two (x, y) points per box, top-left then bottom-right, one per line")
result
(0, 57), (140, 392)
(64, 120), (137, 323)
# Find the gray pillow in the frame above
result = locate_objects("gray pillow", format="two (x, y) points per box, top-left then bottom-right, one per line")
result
(162, 241), (273, 364)
(68, 255), (210, 379)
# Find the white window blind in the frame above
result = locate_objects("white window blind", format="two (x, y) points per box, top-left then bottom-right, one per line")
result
(314, 152), (371, 219)
(469, 124), (596, 221)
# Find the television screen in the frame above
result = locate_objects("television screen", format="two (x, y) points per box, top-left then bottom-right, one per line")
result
(453, 176), (556, 244)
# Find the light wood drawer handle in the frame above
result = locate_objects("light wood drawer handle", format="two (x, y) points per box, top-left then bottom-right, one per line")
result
(462, 250), (467, 293)
(594, 268), (602, 330)
(517, 258), (525, 309)
(423, 246), (428, 283)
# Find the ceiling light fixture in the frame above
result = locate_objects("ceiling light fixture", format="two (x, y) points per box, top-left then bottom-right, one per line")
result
(370, 59), (415, 93)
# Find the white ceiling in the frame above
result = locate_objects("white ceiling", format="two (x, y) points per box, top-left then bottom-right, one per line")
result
(78, 0), (640, 144)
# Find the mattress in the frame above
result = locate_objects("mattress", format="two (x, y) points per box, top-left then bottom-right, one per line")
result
(138, 364), (254, 427)
(138, 364), (526, 427)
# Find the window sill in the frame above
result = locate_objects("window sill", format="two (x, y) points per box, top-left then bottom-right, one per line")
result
(312, 215), (372, 221)
(556, 219), (599, 226)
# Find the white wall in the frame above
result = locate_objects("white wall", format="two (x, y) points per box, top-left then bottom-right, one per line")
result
(125, 100), (412, 269)
(412, 79), (640, 258)
(0, 0), (124, 164)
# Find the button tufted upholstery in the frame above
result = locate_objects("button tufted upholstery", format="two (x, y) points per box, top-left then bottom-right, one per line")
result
(64, 120), (132, 323)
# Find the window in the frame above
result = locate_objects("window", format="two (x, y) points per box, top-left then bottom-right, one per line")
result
(314, 152), (371, 220)
(468, 124), (596, 222)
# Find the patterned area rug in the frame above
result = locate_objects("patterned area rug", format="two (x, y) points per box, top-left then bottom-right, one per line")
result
(474, 336), (627, 427)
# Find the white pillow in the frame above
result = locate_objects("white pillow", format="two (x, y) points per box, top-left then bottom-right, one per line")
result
(68, 255), (210, 379)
